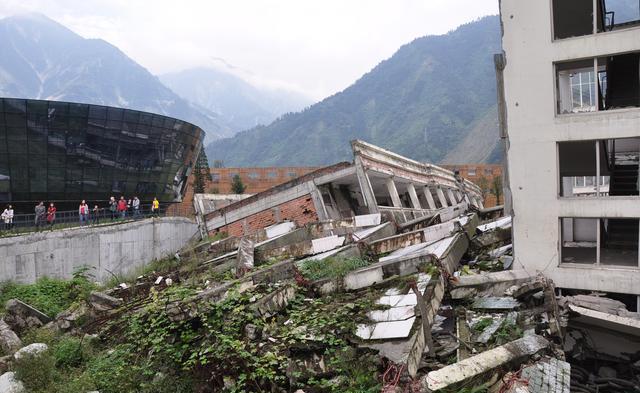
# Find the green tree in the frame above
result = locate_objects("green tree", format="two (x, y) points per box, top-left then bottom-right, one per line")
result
(231, 174), (246, 194)
(476, 176), (490, 200)
(491, 176), (503, 205)
(192, 147), (212, 194)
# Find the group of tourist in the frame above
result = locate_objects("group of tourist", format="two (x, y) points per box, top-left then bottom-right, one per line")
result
(1, 197), (161, 232)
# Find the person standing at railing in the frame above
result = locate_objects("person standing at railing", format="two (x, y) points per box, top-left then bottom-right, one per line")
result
(109, 196), (117, 221)
(151, 197), (160, 217)
(79, 200), (89, 225)
(132, 196), (141, 218)
(1, 204), (13, 231)
(117, 196), (127, 219)
(47, 203), (57, 229)
(35, 202), (46, 230)
(92, 205), (100, 225)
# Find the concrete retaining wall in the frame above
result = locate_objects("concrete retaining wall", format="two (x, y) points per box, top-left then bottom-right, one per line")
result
(0, 217), (198, 284)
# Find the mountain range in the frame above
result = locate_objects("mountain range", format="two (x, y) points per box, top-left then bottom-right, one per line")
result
(206, 15), (502, 166)
(0, 13), (310, 145)
(160, 67), (312, 133)
(0, 13), (503, 166)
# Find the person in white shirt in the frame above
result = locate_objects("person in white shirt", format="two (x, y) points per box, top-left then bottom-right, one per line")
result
(1, 204), (14, 231)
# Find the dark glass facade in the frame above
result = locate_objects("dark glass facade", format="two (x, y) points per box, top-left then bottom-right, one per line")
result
(0, 98), (204, 207)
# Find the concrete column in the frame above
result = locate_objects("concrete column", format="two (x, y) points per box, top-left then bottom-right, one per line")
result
(423, 187), (437, 210)
(447, 188), (457, 206)
(407, 183), (422, 209)
(436, 187), (449, 207)
(386, 178), (403, 208)
(455, 190), (462, 200)
(354, 157), (379, 214)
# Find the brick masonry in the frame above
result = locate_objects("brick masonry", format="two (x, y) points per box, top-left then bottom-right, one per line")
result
(442, 164), (503, 207)
(212, 195), (319, 237)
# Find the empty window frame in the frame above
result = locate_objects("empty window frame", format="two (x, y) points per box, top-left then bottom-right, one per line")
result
(553, 0), (594, 40)
(598, 0), (640, 32)
(247, 172), (260, 180)
(561, 217), (639, 266)
(468, 168), (477, 176)
(553, 0), (640, 40)
(556, 53), (640, 114)
(558, 140), (610, 197)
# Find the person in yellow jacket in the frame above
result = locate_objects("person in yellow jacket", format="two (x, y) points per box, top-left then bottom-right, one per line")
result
(151, 197), (160, 217)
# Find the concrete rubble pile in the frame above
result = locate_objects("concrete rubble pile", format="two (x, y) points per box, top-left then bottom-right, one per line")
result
(4, 205), (640, 392)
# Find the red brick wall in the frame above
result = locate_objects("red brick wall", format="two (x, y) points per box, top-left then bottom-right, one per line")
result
(441, 164), (504, 207)
(211, 195), (318, 237)
(169, 166), (319, 218)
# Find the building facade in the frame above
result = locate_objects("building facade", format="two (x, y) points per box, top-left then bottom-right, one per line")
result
(499, 1), (640, 295)
(441, 164), (503, 207)
(0, 98), (204, 210)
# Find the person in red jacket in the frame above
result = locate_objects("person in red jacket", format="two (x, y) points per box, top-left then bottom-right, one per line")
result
(47, 203), (57, 229)
(117, 196), (128, 219)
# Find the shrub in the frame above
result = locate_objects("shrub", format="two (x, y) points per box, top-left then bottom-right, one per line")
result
(12, 351), (56, 392)
(299, 257), (370, 281)
(53, 336), (85, 369)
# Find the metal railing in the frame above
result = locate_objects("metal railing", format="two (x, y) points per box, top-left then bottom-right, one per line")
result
(0, 204), (193, 237)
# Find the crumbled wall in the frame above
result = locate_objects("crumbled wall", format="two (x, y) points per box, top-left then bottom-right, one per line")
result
(212, 195), (318, 237)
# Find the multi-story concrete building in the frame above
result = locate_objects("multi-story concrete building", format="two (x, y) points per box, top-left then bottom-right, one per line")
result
(499, 1), (640, 296)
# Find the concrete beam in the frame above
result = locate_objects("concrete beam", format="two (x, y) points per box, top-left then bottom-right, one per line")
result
(447, 188), (457, 206)
(421, 335), (550, 392)
(450, 270), (536, 299)
(386, 178), (403, 208)
(436, 187), (449, 208)
(354, 156), (379, 214)
(407, 183), (422, 209)
(423, 187), (437, 210)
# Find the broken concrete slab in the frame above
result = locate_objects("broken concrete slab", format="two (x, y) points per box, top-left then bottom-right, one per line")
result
(354, 213), (382, 227)
(559, 295), (638, 317)
(89, 292), (123, 312)
(421, 335), (550, 392)
(351, 222), (396, 243)
(3, 299), (52, 333)
(450, 270), (536, 300)
(568, 304), (640, 336)
(236, 237), (255, 274)
(253, 285), (296, 318)
(367, 305), (415, 322)
(264, 221), (297, 239)
(471, 297), (520, 311)
(356, 317), (416, 340)
(476, 216), (512, 233)
(475, 316), (505, 344)
(488, 244), (512, 258)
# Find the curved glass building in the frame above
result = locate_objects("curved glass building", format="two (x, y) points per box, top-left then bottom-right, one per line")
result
(0, 98), (204, 208)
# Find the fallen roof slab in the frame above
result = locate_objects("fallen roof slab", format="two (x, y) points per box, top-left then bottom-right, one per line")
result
(421, 334), (550, 392)
(476, 216), (512, 233)
(568, 304), (640, 337)
(450, 270), (536, 300)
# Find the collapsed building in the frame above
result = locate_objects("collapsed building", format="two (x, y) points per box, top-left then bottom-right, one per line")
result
(202, 140), (485, 237)
(1, 140), (640, 392)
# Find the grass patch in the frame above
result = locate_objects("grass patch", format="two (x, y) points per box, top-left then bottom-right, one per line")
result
(0, 270), (96, 316)
(299, 257), (370, 281)
(472, 317), (494, 333)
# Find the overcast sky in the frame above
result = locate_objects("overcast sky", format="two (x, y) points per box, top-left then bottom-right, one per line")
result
(0, 0), (498, 101)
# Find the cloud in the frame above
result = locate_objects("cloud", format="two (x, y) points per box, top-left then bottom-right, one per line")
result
(0, 0), (498, 100)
